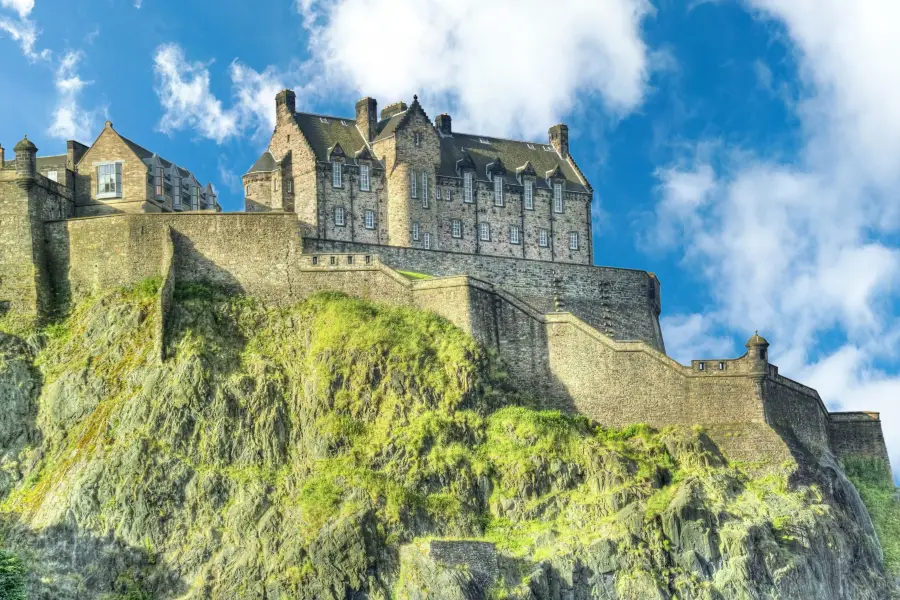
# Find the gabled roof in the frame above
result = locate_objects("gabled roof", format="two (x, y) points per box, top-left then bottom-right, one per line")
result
(439, 133), (589, 193)
(293, 112), (368, 163)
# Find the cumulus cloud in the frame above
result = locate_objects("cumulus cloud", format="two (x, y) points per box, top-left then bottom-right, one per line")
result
(153, 44), (285, 143)
(0, 0), (33, 19)
(47, 51), (103, 141)
(652, 0), (900, 477)
(297, 0), (653, 137)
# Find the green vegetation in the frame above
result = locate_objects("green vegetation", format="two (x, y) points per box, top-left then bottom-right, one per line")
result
(844, 457), (900, 576)
(0, 283), (895, 599)
(0, 549), (26, 600)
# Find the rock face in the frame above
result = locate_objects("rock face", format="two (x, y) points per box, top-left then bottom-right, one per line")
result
(0, 283), (897, 599)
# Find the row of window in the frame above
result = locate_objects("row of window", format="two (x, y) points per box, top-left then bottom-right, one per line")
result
(97, 162), (211, 209)
(334, 206), (377, 230)
(411, 219), (579, 250)
(332, 162), (371, 191)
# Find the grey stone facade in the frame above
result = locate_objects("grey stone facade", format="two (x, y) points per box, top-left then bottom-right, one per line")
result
(243, 91), (593, 265)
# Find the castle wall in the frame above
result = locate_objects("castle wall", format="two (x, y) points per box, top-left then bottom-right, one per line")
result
(74, 126), (153, 216)
(316, 163), (388, 245)
(828, 413), (891, 466)
(764, 376), (831, 458)
(302, 238), (666, 351)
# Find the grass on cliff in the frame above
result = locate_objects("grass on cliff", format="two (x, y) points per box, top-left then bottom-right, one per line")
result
(845, 457), (900, 576)
(0, 549), (26, 600)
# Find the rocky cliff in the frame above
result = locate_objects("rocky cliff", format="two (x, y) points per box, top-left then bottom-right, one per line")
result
(0, 282), (897, 599)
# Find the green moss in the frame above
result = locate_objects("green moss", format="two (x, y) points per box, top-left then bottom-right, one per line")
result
(397, 270), (433, 280)
(844, 458), (900, 576)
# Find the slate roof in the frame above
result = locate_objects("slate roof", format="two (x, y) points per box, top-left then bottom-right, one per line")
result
(249, 151), (277, 173)
(291, 108), (589, 192)
(3, 155), (67, 170)
(293, 112), (368, 162)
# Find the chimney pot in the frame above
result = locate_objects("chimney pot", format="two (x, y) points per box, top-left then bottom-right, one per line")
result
(276, 89), (297, 116)
(435, 114), (452, 135)
(549, 123), (569, 159)
(356, 97), (378, 143)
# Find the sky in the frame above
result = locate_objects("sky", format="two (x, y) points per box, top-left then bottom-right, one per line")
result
(1, 0), (898, 481)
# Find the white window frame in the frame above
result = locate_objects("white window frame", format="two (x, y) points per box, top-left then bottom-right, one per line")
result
(510, 226), (521, 244)
(286, 179), (292, 193)
(480, 222), (490, 241)
(364, 209), (376, 229)
(191, 185), (200, 210)
(452, 219), (462, 238)
(47, 170), (58, 183)
(569, 231), (579, 250)
(360, 165), (370, 191)
(539, 229), (549, 247)
(524, 180), (533, 210)
(423, 232), (431, 249)
(553, 183), (563, 213)
(95, 161), (122, 199)
(493, 175), (504, 206)
(446, 188), (451, 202)
(412, 222), (420, 241)
(436, 187), (442, 200)
(410, 169), (417, 198)
(422, 172), (429, 208)
(335, 206), (346, 226)
(463, 172), (473, 203)
(332, 161), (342, 188)
(245, 184), (251, 196)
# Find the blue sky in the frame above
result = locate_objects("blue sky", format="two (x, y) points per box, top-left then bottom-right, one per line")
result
(2, 0), (899, 479)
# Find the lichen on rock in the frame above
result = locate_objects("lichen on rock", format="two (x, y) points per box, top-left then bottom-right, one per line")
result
(0, 282), (896, 599)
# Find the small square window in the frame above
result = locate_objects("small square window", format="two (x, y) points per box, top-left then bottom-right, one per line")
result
(699, 362), (705, 371)
(312, 256), (319, 265)
(347, 255), (354, 265)
(330, 256), (336, 265)
(718, 362), (725, 370)
(365, 255), (372, 264)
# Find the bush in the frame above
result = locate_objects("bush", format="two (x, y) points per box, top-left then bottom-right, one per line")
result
(844, 458), (900, 576)
(0, 549), (26, 600)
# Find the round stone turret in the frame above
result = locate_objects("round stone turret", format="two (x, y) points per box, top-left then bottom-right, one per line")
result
(14, 135), (37, 190)
(745, 331), (770, 378)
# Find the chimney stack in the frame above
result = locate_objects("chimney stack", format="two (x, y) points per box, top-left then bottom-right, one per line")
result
(0, 143), (4, 167)
(549, 124), (569, 159)
(435, 114), (452, 135)
(67, 140), (88, 171)
(275, 89), (296, 119)
(356, 97), (378, 142)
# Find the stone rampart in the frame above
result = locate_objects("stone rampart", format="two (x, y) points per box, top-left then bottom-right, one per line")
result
(302, 238), (666, 352)
(828, 413), (891, 468)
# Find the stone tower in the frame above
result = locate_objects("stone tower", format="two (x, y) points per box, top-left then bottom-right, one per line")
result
(745, 331), (770, 379)
(14, 136), (37, 190)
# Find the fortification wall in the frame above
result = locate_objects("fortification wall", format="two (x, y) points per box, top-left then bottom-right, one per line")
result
(764, 376), (831, 458)
(828, 413), (891, 465)
(302, 238), (666, 352)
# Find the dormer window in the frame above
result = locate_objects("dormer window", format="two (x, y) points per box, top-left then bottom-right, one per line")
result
(463, 172), (473, 203)
(332, 161), (342, 187)
(493, 176), (504, 206)
(524, 180), (533, 210)
(174, 177), (182, 209)
(191, 185), (200, 210)
(554, 183), (563, 213)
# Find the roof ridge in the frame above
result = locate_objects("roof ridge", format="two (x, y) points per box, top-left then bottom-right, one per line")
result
(453, 131), (550, 147)
(294, 110), (354, 122)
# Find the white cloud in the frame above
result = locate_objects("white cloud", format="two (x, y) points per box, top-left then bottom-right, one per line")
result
(153, 44), (285, 143)
(0, 14), (49, 61)
(661, 313), (736, 365)
(651, 0), (900, 477)
(0, 0), (33, 19)
(47, 51), (103, 141)
(297, 0), (653, 138)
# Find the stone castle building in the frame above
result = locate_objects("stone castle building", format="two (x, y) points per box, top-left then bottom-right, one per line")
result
(0, 90), (892, 483)
(243, 91), (591, 265)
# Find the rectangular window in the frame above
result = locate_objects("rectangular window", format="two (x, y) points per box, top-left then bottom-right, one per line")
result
(245, 184), (251, 196)
(452, 219), (462, 238)
(493, 176), (504, 206)
(510, 226), (521, 244)
(155, 166), (164, 198)
(436, 187), (442, 200)
(539, 229), (549, 247)
(553, 183), (563, 213)
(446, 188), (451, 202)
(174, 178), (182, 209)
(410, 169), (417, 198)
(423, 232), (431, 249)
(480, 222), (490, 241)
(332, 161), (342, 187)
(414, 132), (421, 147)
(360, 165), (370, 191)
(463, 172), (473, 203)
(287, 179), (293, 193)
(47, 170), (58, 183)
(422, 172), (429, 208)
(96, 162), (122, 198)
(569, 231), (580, 250)
(524, 180), (533, 210)
(191, 186), (200, 210)
(335, 206), (346, 226)
(364, 210), (375, 229)
(412, 222), (420, 241)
